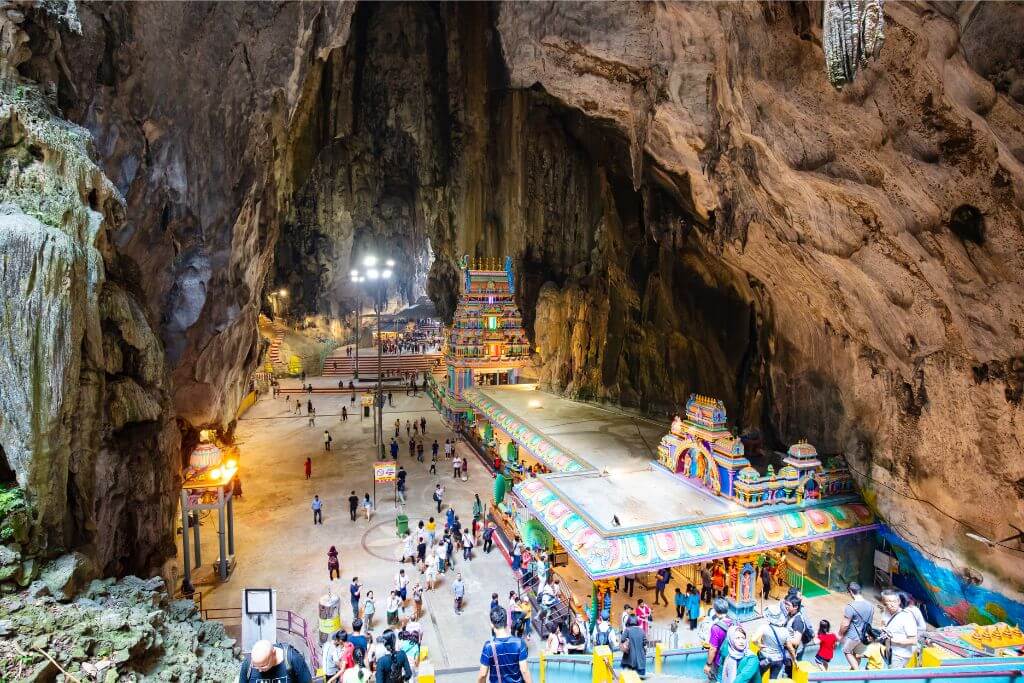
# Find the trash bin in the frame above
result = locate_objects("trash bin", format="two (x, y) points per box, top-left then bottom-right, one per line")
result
(363, 405), (371, 418)
(396, 514), (409, 537)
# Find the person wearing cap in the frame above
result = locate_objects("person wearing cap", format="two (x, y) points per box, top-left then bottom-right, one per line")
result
(753, 604), (792, 679)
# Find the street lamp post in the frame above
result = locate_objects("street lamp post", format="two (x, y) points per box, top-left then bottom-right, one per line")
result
(351, 256), (393, 459)
(350, 271), (365, 380)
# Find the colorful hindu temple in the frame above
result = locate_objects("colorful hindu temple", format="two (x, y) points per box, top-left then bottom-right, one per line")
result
(463, 384), (880, 621)
(432, 256), (530, 422)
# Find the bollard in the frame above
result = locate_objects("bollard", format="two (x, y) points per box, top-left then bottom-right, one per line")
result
(592, 645), (613, 683)
(793, 660), (816, 683)
(539, 651), (547, 683)
(619, 670), (641, 683)
(654, 642), (663, 675)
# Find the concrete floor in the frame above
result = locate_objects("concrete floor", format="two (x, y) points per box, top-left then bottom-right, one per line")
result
(186, 388), (522, 670)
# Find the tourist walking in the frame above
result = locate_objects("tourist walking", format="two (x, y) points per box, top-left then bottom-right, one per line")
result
(312, 495), (323, 525)
(363, 492), (373, 521)
(308, 406), (316, 426)
(396, 466), (407, 505)
(879, 589), (918, 669)
(420, 417), (426, 434)
(341, 405), (348, 421)
(349, 491), (359, 521)
(386, 590), (402, 625)
(686, 585), (700, 629)
(363, 591), (376, 629)
(462, 529), (474, 560)
(700, 564), (713, 602)
(476, 606), (530, 683)
(390, 438), (399, 460)
(452, 573), (466, 614)
(304, 457), (312, 480)
(482, 523), (495, 553)
(375, 631), (412, 683)
(433, 484), (444, 513)
(350, 577), (361, 617)
(752, 605), (790, 680)
(635, 598), (652, 635)
(654, 567), (670, 606)
(674, 587), (686, 618)
(814, 620), (838, 670)
(240, 640), (311, 683)
(327, 546), (341, 580)
(426, 517), (437, 545)
(622, 573), (636, 597)
(621, 616), (647, 677)
(444, 439), (452, 459)
(703, 598), (733, 681)
(294, 399), (301, 415)
(837, 582), (874, 670)
(452, 454), (462, 479)
(719, 625), (761, 683)
(388, 391), (393, 407)
(324, 429), (332, 451)
(416, 441), (424, 462)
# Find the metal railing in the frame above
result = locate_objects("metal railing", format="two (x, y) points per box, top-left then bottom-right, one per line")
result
(199, 606), (320, 671)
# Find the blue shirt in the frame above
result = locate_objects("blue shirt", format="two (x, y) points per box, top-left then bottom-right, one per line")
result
(674, 592), (685, 607)
(686, 593), (700, 618)
(479, 636), (528, 683)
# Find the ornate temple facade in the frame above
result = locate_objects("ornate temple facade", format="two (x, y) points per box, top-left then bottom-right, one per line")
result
(658, 394), (854, 507)
(436, 256), (530, 420)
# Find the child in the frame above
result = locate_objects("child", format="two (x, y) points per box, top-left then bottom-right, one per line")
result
(862, 628), (886, 671)
(674, 587), (686, 619)
(815, 619), (838, 670)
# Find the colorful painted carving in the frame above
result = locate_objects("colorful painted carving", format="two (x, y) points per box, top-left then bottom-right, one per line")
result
(439, 257), (530, 419)
(513, 478), (877, 578)
(659, 394), (854, 508)
(463, 388), (586, 473)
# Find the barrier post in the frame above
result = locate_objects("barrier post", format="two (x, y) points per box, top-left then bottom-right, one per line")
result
(793, 660), (814, 683)
(654, 642), (663, 674)
(618, 670), (641, 683)
(593, 645), (613, 683)
(539, 651), (546, 683)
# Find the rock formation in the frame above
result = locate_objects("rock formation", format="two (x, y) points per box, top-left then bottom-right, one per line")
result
(1, 0), (1022, 615)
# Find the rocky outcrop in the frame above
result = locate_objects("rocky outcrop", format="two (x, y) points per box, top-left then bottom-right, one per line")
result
(0, 570), (240, 682)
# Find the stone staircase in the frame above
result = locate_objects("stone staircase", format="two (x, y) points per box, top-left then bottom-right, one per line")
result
(321, 351), (440, 376)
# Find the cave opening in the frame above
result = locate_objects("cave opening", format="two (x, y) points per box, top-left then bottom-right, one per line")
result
(0, 445), (15, 488)
(268, 0), (778, 445)
(949, 204), (985, 245)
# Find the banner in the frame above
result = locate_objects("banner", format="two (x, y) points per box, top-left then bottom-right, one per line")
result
(373, 461), (397, 483)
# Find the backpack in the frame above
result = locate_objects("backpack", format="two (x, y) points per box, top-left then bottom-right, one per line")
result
(607, 628), (621, 649)
(794, 613), (814, 645)
(596, 628), (610, 647)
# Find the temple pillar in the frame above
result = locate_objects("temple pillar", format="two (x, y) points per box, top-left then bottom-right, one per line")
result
(180, 490), (191, 585)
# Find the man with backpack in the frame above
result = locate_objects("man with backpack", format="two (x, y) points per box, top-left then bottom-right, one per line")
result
(476, 607), (531, 683)
(837, 582), (875, 670)
(703, 598), (734, 682)
(783, 596), (813, 676)
(238, 639), (311, 682)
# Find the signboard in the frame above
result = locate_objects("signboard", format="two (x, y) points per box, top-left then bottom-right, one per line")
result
(374, 461), (397, 483)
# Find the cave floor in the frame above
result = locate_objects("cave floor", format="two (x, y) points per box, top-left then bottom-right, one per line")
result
(188, 388), (522, 671)
(185, 381), (874, 676)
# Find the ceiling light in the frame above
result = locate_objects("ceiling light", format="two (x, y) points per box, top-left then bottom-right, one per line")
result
(363, 255), (377, 267)
(382, 269), (392, 279)
(367, 269), (380, 280)
(350, 269), (359, 278)
(385, 259), (395, 268)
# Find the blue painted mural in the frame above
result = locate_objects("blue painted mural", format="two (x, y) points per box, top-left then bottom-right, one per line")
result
(880, 527), (1024, 627)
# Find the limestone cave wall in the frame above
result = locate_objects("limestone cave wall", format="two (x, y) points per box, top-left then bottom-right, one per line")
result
(1, 0), (1022, 610)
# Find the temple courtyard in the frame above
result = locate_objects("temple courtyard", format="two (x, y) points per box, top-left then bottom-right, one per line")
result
(186, 369), (874, 677)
